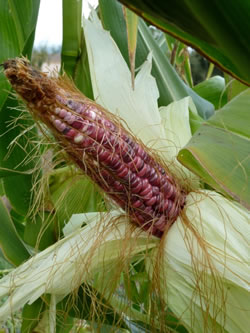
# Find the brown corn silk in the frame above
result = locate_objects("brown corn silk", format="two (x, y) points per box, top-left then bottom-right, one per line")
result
(3, 58), (185, 237)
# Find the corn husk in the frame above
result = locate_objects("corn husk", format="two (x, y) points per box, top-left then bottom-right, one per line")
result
(148, 190), (249, 332)
(0, 212), (157, 321)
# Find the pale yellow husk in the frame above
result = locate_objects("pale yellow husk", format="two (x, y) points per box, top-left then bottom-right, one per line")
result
(0, 212), (157, 321)
(148, 190), (249, 332)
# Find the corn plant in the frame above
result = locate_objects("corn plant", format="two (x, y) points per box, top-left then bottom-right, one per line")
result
(0, 0), (249, 332)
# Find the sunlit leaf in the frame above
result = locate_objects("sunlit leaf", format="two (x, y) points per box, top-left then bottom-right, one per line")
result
(178, 89), (250, 209)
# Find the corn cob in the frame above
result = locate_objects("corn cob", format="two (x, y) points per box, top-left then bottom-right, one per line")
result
(2, 58), (185, 237)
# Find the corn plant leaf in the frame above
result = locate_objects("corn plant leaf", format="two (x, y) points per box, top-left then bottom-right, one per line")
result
(171, 41), (193, 88)
(50, 175), (104, 229)
(193, 76), (227, 109)
(24, 212), (57, 251)
(58, 284), (127, 328)
(119, 0), (250, 85)
(0, 198), (30, 266)
(21, 298), (45, 333)
(99, 0), (214, 119)
(123, 6), (138, 89)
(74, 29), (94, 99)
(178, 90), (250, 209)
(61, 0), (94, 99)
(0, 0), (40, 109)
(224, 74), (248, 102)
(0, 0), (39, 174)
(99, 0), (130, 66)
(56, 310), (74, 333)
(0, 97), (37, 216)
(0, 0), (40, 216)
(61, 0), (82, 77)
(0, 250), (13, 270)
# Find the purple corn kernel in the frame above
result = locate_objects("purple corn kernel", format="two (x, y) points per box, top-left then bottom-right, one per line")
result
(3, 58), (186, 238)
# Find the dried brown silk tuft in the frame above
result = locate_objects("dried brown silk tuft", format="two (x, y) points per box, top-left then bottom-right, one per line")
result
(3, 58), (186, 238)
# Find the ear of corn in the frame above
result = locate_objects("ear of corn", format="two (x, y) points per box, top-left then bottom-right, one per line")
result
(3, 58), (186, 237)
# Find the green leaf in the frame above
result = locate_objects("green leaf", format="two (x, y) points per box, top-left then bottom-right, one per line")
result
(99, 0), (130, 66)
(0, 250), (13, 270)
(193, 76), (227, 109)
(61, 0), (93, 98)
(189, 110), (203, 135)
(0, 180), (4, 195)
(74, 29), (94, 99)
(3, 173), (34, 217)
(138, 20), (213, 118)
(50, 174), (104, 229)
(178, 90), (250, 209)
(11, 209), (25, 239)
(0, 0), (40, 216)
(119, 0), (250, 85)
(173, 41), (193, 87)
(61, 0), (82, 77)
(56, 308), (74, 333)
(24, 212), (57, 250)
(123, 6), (138, 89)
(224, 74), (248, 102)
(99, 0), (214, 119)
(59, 283), (126, 328)
(0, 198), (30, 266)
(21, 298), (45, 333)
(0, 0), (40, 109)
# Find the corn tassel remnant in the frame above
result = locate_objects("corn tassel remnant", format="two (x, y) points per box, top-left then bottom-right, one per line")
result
(3, 58), (185, 237)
